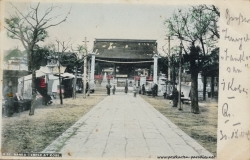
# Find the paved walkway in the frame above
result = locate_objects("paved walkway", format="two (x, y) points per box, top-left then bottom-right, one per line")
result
(43, 92), (213, 158)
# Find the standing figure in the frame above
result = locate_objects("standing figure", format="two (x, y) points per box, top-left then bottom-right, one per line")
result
(155, 84), (158, 96)
(172, 88), (179, 107)
(133, 84), (137, 97)
(125, 84), (128, 94)
(85, 81), (89, 94)
(152, 84), (156, 97)
(142, 84), (145, 95)
(3, 81), (13, 117)
(112, 85), (116, 95)
(106, 82), (111, 95)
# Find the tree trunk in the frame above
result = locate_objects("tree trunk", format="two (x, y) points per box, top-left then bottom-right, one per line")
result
(211, 76), (215, 98)
(190, 70), (199, 114)
(203, 75), (207, 101)
(29, 51), (36, 115)
(171, 56), (176, 90)
(72, 66), (77, 99)
(58, 65), (63, 104)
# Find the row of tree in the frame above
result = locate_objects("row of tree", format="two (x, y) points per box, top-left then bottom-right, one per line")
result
(5, 2), (75, 115)
(162, 5), (219, 114)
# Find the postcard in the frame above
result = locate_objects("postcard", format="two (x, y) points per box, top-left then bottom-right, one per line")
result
(0, 0), (249, 159)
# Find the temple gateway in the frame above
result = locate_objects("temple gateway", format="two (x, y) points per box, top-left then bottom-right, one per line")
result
(90, 39), (160, 87)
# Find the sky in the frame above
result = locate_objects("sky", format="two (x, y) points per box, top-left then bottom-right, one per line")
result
(2, 0), (192, 56)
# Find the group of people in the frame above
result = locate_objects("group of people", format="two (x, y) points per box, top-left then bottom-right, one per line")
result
(106, 82), (116, 95)
(105, 81), (184, 108)
(140, 83), (158, 97)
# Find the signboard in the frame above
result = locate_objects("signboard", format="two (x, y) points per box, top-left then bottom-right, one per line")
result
(116, 74), (127, 78)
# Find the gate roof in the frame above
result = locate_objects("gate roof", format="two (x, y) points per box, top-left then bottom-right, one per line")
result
(93, 39), (157, 60)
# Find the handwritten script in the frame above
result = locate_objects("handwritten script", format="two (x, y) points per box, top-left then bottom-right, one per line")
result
(219, 8), (250, 142)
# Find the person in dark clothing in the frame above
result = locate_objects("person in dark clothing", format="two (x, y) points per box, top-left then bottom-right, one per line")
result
(106, 82), (111, 95)
(125, 84), (128, 94)
(155, 84), (158, 96)
(152, 84), (155, 97)
(172, 88), (179, 107)
(112, 85), (116, 95)
(142, 84), (145, 95)
(85, 82), (89, 94)
(152, 83), (158, 97)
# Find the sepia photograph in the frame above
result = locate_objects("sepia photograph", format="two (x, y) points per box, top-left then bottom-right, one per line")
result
(1, 0), (221, 159)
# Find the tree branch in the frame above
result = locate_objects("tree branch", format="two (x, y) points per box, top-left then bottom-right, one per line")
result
(38, 4), (58, 24)
(42, 6), (71, 30)
(35, 2), (40, 24)
(10, 2), (35, 28)
(5, 27), (21, 38)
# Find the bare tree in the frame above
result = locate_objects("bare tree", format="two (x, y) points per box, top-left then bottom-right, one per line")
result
(55, 38), (72, 104)
(165, 5), (219, 113)
(70, 45), (84, 99)
(5, 2), (71, 115)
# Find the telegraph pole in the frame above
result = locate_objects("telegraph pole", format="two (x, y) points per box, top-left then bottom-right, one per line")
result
(164, 36), (173, 81)
(87, 58), (91, 96)
(56, 40), (63, 105)
(83, 37), (89, 98)
(168, 36), (171, 81)
(164, 36), (174, 95)
(178, 44), (182, 111)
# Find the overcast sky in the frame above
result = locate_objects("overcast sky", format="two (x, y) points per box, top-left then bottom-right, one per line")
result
(2, 1), (192, 55)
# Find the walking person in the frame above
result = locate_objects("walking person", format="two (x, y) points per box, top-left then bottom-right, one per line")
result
(142, 84), (145, 95)
(125, 84), (128, 94)
(85, 81), (90, 96)
(106, 82), (111, 95)
(133, 84), (137, 97)
(112, 85), (116, 95)
(155, 83), (158, 96)
(152, 83), (156, 97)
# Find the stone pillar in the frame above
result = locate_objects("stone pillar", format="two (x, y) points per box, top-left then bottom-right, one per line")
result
(90, 53), (95, 84)
(153, 54), (159, 84)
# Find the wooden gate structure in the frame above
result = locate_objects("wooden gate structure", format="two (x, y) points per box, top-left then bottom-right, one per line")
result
(92, 39), (159, 86)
